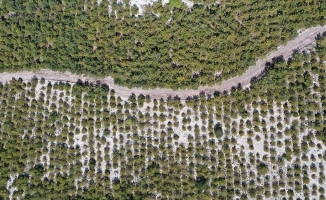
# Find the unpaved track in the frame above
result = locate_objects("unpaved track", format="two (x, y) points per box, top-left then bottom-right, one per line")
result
(1, 24), (326, 100)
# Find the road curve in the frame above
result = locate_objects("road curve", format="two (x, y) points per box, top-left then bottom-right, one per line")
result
(1, 24), (326, 100)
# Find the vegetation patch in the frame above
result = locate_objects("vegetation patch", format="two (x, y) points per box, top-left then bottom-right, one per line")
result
(0, 1), (325, 88)
(214, 123), (223, 138)
(1, 10), (326, 200)
(195, 176), (209, 192)
(170, 0), (182, 8)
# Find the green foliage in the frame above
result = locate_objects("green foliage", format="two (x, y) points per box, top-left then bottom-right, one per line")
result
(214, 123), (223, 138)
(170, 0), (182, 8)
(316, 128), (326, 145)
(0, 0), (325, 88)
(89, 158), (96, 171)
(257, 162), (269, 175)
(125, 118), (133, 126)
(195, 176), (209, 192)
(1, 37), (326, 199)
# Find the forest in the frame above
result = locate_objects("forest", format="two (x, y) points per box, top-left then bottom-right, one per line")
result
(1, 0), (326, 88)
(0, 35), (326, 199)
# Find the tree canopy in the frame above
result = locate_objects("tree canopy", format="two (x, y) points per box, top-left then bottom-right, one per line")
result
(0, 0), (326, 88)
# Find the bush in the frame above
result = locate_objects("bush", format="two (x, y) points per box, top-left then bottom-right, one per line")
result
(257, 162), (269, 175)
(214, 123), (223, 138)
(316, 128), (326, 145)
(170, 0), (182, 8)
(89, 158), (96, 171)
(195, 176), (208, 192)
(126, 118), (133, 126)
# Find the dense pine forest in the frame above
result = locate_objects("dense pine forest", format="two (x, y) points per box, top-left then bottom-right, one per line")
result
(1, 0), (326, 88)
(0, 35), (326, 199)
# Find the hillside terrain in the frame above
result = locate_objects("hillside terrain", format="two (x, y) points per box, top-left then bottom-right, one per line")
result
(1, 35), (326, 199)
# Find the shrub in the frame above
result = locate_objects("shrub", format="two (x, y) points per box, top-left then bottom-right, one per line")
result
(170, 0), (182, 8)
(257, 162), (269, 175)
(195, 176), (208, 192)
(125, 118), (133, 126)
(214, 123), (223, 139)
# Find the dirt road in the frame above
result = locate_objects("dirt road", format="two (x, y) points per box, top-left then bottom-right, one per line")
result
(1, 24), (326, 100)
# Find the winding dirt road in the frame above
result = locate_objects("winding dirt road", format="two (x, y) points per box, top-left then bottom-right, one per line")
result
(1, 24), (326, 100)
